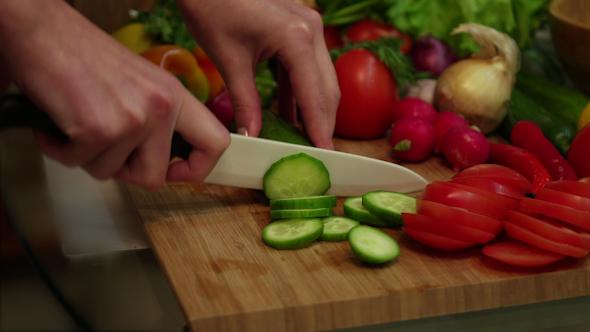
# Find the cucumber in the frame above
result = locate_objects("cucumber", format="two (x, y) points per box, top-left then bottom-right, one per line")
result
(348, 225), (401, 264)
(270, 208), (332, 219)
(320, 216), (360, 242)
(361, 191), (417, 226)
(499, 88), (576, 156)
(343, 196), (390, 228)
(515, 70), (590, 128)
(263, 153), (331, 200)
(230, 109), (313, 146)
(270, 195), (337, 210)
(262, 218), (324, 250)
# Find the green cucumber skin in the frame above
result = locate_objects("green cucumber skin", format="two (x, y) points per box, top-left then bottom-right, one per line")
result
(270, 208), (332, 219)
(515, 70), (590, 128)
(230, 110), (313, 146)
(343, 197), (391, 228)
(500, 88), (576, 156)
(361, 191), (417, 227)
(263, 153), (331, 200)
(348, 225), (401, 264)
(262, 218), (324, 250)
(270, 195), (337, 210)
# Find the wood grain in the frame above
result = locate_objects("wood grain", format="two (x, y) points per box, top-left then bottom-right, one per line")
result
(125, 137), (590, 332)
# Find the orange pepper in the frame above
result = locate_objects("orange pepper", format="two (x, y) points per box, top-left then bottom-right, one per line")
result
(192, 45), (225, 97)
(141, 45), (210, 102)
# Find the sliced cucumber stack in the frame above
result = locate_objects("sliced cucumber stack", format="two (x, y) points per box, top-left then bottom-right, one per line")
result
(320, 216), (360, 242)
(263, 153), (331, 200)
(270, 208), (332, 219)
(262, 218), (324, 250)
(348, 225), (401, 264)
(362, 191), (417, 226)
(270, 195), (337, 210)
(343, 196), (390, 227)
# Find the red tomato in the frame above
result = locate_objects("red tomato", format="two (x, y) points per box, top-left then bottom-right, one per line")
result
(416, 200), (503, 235)
(334, 49), (398, 139)
(519, 198), (590, 231)
(403, 213), (496, 244)
(503, 221), (589, 258)
(421, 182), (507, 221)
(506, 211), (590, 250)
(324, 25), (344, 50)
(437, 181), (520, 211)
(450, 177), (525, 200)
(403, 227), (476, 250)
(535, 188), (590, 213)
(452, 164), (534, 193)
(567, 124), (590, 178)
(344, 19), (413, 54)
(544, 180), (590, 199)
(482, 241), (565, 267)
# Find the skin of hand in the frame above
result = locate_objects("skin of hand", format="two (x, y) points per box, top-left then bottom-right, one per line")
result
(175, 0), (340, 150)
(0, 0), (230, 190)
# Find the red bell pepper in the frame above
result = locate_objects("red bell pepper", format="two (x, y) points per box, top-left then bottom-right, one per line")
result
(567, 124), (590, 179)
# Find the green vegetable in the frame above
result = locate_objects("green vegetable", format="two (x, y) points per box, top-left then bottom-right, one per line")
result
(343, 196), (390, 228)
(262, 218), (324, 250)
(228, 109), (313, 146)
(263, 153), (331, 200)
(255, 61), (277, 109)
(348, 225), (401, 264)
(132, 0), (196, 50)
(520, 47), (568, 86)
(361, 191), (417, 226)
(499, 89), (576, 156)
(320, 216), (360, 242)
(270, 195), (337, 210)
(515, 70), (590, 129)
(270, 208), (333, 219)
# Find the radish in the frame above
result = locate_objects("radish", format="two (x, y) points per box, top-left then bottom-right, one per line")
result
(432, 111), (469, 155)
(389, 117), (435, 162)
(443, 126), (490, 171)
(205, 88), (234, 127)
(390, 97), (437, 123)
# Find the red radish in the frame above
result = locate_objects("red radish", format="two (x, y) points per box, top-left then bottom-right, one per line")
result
(205, 88), (234, 127)
(443, 126), (490, 171)
(431, 111), (469, 154)
(390, 97), (437, 123)
(389, 117), (435, 162)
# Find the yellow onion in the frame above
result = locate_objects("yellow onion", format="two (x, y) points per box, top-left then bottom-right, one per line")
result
(435, 23), (521, 134)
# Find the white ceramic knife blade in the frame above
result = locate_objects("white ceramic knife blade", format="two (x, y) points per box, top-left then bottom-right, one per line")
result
(204, 134), (429, 196)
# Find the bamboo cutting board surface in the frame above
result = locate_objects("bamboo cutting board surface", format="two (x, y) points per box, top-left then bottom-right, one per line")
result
(125, 137), (590, 332)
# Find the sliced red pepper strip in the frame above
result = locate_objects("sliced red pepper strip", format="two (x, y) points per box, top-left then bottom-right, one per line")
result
(488, 143), (552, 193)
(511, 121), (577, 181)
(192, 45), (225, 98)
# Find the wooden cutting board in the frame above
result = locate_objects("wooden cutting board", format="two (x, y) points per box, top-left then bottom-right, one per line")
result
(124, 137), (590, 332)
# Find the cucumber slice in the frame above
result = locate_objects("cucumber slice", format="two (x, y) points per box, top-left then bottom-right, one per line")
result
(320, 216), (360, 242)
(348, 225), (401, 264)
(270, 195), (337, 210)
(343, 196), (390, 228)
(262, 218), (324, 249)
(362, 191), (417, 226)
(270, 208), (332, 219)
(263, 153), (331, 200)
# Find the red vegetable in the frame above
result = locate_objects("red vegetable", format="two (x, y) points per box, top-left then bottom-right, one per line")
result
(450, 177), (525, 200)
(482, 241), (565, 267)
(442, 126), (490, 171)
(390, 97), (437, 123)
(437, 180), (520, 211)
(452, 164), (534, 193)
(389, 117), (435, 162)
(334, 49), (398, 139)
(344, 19), (412, 54)
(403, 227), (475, 251)
(535, 188), (590, 213)
(402, 213), (495, 244)
(410, 35), (458, 77)
(205, 88), (234, 127)
(431, 111), (469, 155)
(488, 143), (552, 193)
(544, 180), (590, 199)
(519, 198), (590, 231)
(324, 25), (343, 50)
(511, 121), (577, 181)
(567, 124), (590, 178)
(416, 200), (503, 235)
(503, 221), (588, 258)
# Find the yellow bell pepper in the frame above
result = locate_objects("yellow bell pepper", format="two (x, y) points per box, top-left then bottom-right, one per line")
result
(141, 45), (210, 102)
(111, 23), (158, 54)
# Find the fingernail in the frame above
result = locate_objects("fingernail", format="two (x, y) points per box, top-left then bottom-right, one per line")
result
(237, 127), (248, 136)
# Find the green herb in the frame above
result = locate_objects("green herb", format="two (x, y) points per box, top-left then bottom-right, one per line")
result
(329, 37), (421, 88)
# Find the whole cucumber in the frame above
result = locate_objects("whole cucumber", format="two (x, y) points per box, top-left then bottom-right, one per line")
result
(499, 88), (576, 156)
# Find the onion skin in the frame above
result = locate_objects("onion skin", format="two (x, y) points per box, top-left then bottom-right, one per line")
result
(435, 58), (513, 134)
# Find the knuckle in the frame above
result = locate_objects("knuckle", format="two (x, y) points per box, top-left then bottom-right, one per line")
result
(302, 8), (323, 31)
(147, 88), (175, 121)
(286, 17), (314, 45)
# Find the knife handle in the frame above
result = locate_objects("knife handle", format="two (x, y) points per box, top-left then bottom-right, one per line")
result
(0, 94), (192, 159)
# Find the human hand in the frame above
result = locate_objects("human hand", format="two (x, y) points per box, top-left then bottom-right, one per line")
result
(175, 0), (340, 149)
(0, 0), (230, 190)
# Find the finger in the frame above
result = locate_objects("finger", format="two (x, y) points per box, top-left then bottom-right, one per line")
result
(218, 55), (263, 138)
(277, 62), (297, 125)
(80, 131), (141, 181)
(166, 92), (230, 183)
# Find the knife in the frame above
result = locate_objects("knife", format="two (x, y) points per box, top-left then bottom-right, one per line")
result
(0, 94), (428, 195)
